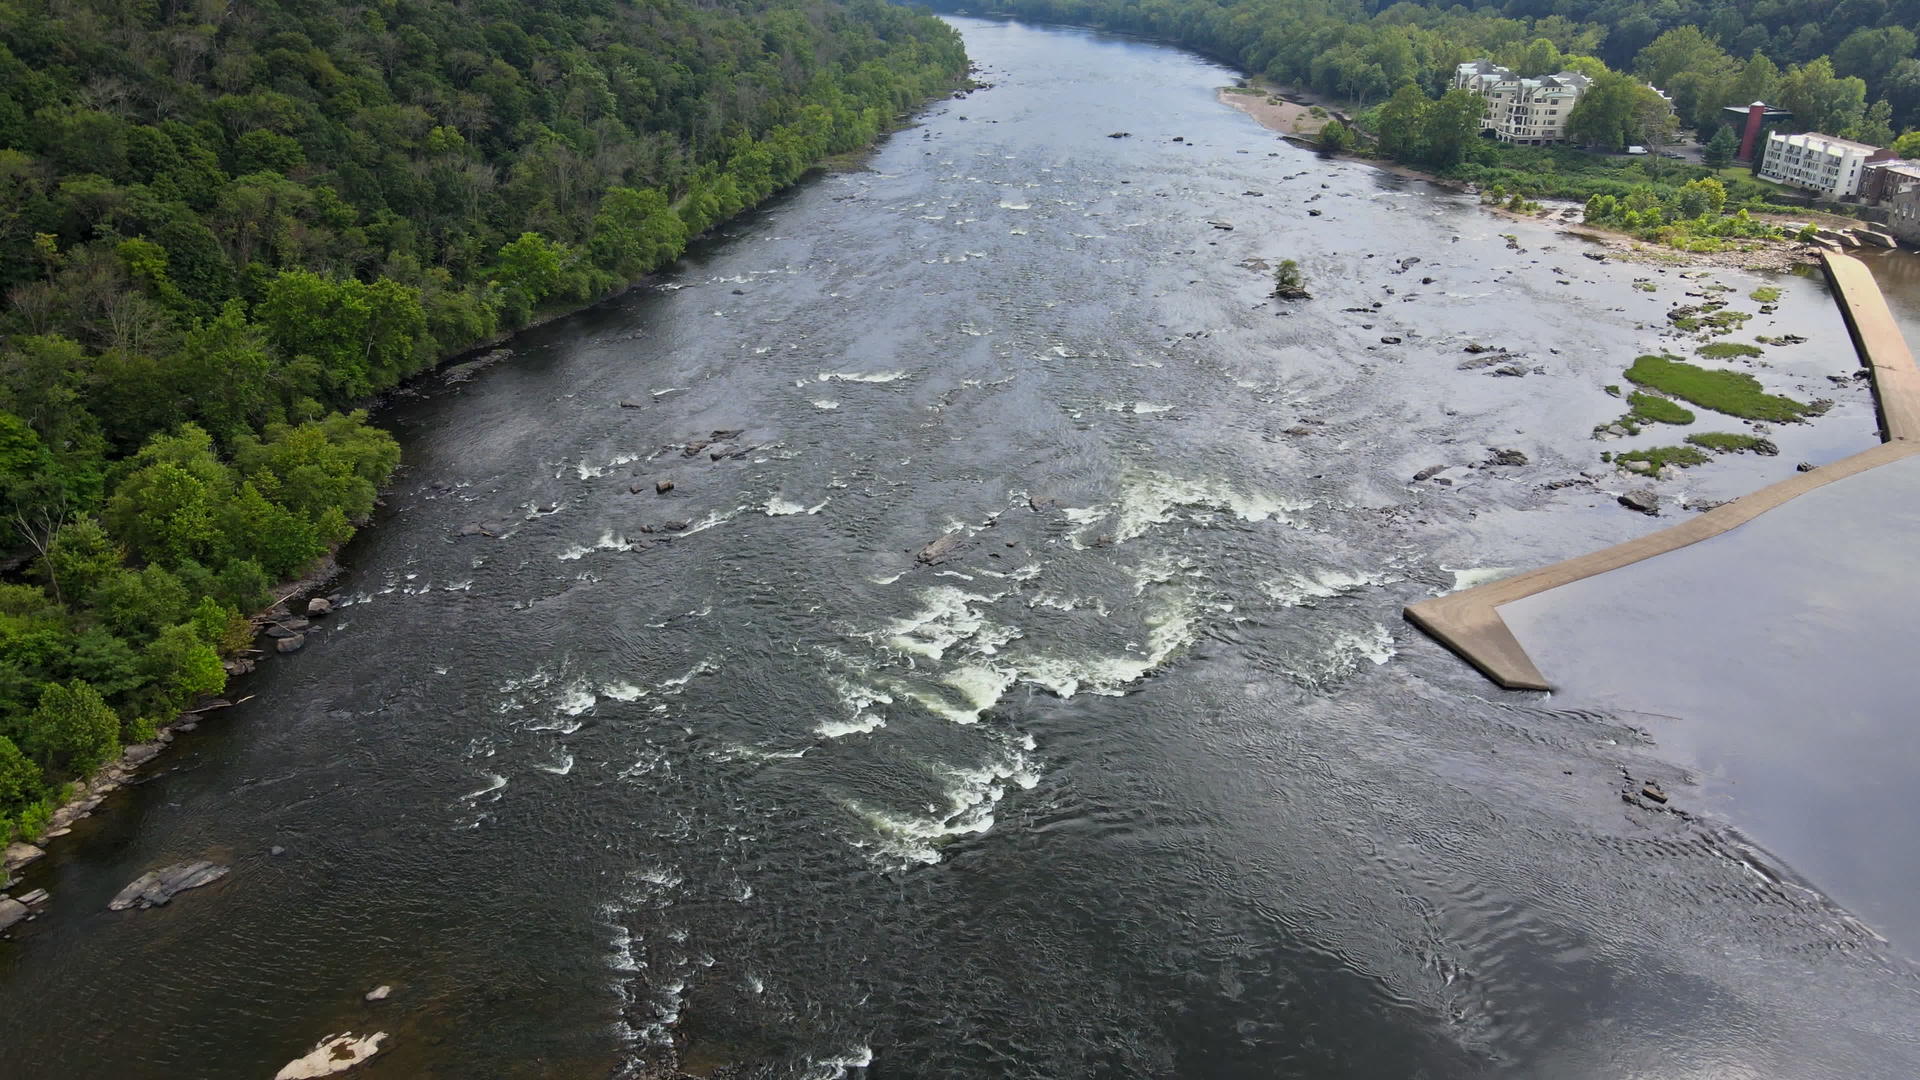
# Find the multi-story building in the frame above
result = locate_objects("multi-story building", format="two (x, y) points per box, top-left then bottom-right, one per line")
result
(1758, 132), (1894, 199)
(1860, 159), (1920, 204)
(1885, 179), (1920, 247)
(1452, 61), (1592, 146)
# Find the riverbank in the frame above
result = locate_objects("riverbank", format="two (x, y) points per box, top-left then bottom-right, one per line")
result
(1216, 84), (1827, 273)
(0, 69), (978, 898)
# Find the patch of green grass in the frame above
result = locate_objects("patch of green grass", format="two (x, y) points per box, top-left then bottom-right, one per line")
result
(1701, 309), (1751, 334)
(1604, 384), (1621, 396)
(1625, 391), (1694, 425)
(1696, 341), (1763, 359)
(1685, 432), (1774, 454)
(1617, 445), (1712, 471)
(1632, 280), (1657, 293)
(1624, 353), (1809, 422)
(1749, 286), (1782, 303)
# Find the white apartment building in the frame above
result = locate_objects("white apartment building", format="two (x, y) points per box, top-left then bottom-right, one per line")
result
(1452, 60), (1592, 145)
(1758, 131), (1888, 199)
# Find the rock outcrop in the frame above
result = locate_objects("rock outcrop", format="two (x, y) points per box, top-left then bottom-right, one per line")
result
(108, 861), (229, 910)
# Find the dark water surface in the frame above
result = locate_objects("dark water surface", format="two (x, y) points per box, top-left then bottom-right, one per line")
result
(5, 19), (1918, 1079)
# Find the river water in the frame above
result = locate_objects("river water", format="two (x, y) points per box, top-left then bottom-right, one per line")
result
(4, 18), (1919, 1079)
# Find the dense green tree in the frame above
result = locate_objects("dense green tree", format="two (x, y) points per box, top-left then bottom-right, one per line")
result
(1776, 58), (1869, 135)
(1704, 125), (1738, 168)
(0, 735), (41, 819)
(20, 680), (120, 776)
(590, 188), (688, 279)
(1567, 72), (1673, 150)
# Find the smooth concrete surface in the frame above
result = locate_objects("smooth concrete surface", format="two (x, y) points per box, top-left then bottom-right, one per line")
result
(1406, 251), (1920, 689)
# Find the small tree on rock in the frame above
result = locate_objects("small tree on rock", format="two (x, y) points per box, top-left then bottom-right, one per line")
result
(1273, 259), (1310, 300)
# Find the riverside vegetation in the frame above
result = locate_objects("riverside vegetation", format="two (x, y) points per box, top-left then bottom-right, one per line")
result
(0, 0), (966, 844)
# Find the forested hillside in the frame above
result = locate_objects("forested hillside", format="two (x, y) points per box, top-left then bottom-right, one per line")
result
(0, 0), (965, 843)
(951, 0), (1920, 141)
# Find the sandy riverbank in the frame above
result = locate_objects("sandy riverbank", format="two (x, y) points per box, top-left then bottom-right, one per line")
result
(1217, 82), (1331, 137)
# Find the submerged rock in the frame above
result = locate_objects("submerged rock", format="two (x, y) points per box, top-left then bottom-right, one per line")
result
(364, 985), (392, 1001)
(1486, 449), (1530, 467)
(274, 1033), (388, 1079)
(656, 479), (675, 494)
(108, 861), (229, 910)
(306, 597), (332, 617)
(1412, 464), (1448, 482)
(276, 634), (306, 654)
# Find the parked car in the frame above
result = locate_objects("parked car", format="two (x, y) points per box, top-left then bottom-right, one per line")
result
(1626, 145), (1648, 155)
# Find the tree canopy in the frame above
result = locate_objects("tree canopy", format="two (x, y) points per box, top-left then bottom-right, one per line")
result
(0, 0), (966, 843)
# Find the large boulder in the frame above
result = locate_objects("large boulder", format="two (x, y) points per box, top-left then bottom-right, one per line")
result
(108, 861), (229, 910)
(0, 896), (27, 932)
(916, 533), (965, 565)
(3, 842), (44, 872)
(306, 597), (332, 617)
(276, 634), (306, 654)
(1618, 489), (1661, 515)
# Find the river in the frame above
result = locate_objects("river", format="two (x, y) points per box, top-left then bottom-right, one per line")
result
(4, 17), (1918, 1079)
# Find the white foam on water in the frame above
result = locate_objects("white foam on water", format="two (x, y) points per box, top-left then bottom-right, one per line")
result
(998, 199), (1031, 210)
(678, 507), (741, 536)
(765, 496), (829, 516)
(817, 713), (886, 738)
(804, 1045), (875, 1080)
(1100, 401), (1174, 414)
(815, 370), (907, 383)
(1071, 471), (1310, 547)
(1262, 567), (1393, 607)
(941, 664), (1019, 719)
(1441, 565), (1515, 594)
(601, 681), (646, 702)
(1019, 591), (1208, 698)
(811, 399), (841, 409)
(1009, 227), (1029, 235)
(461, 773), (508, 801)
(1288, 623), (1396, 688)
(660, 658), (719, 689)
(650, 387), (684, 397)
(869, 570), (907, 585)
(848, 747), (1037, 866)
(881, 586), (1010, 661)
(559, 531), (634, 561)
(535, 751), (575, 775)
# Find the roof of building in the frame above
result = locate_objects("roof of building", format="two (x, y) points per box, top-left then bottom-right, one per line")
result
(1769, 130), (1883, 155)
(1724, 103), (1793, 118)
(1864, 159), (1920, 176)
(1456, 59), (1511, 78)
